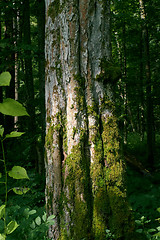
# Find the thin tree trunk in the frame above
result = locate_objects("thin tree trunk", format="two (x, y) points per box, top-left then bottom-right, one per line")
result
(23, 0), (37, 166)
(139, 30), (145, 141)
(45, 1), (137, 239)
(139, 0), (155, 167)
(0, 9), (3, 126)
(36, 0), (45, 174)
(4, 0), (15, 133)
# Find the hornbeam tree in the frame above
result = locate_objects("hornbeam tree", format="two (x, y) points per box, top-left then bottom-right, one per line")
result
(45, 1), (137, 239)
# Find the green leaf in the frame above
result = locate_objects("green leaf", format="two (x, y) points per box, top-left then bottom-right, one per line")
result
(30, 221), (36, 229)
(0, 126), (4, 137)
(148, 228), (156, 233)
(35, 216), (41, 226)
(0, 173), (2, 178)
(154, 232), (160, 237)
(136, 229), (143, 233)
(157, 208), (160, 213)
(8, 166), (29, 180)
(5, 132), (25, 139)
(0, 205), (5, 219)
(156, 218), (160, 223)
(6, 220), (19, 234)
(0, 234), (5, 240)
(28, 210), (36, 215)
(47, 215), (55, 221)
(135, 220), (142, 225)
(157, 226), (160, 232)
(0, 98), (29, 116)
(42, 212), (47, 222)
(47, 215), (55, 225)
(0, 72), (11, 86)
(12, 187), (30, 195)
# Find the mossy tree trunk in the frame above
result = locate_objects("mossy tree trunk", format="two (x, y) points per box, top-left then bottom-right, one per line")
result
(45, 1), (135, 239)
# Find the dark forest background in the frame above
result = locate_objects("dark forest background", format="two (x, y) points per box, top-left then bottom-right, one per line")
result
(0, 0), (160, 239)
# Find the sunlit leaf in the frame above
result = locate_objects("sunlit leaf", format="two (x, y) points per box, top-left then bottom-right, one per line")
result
(135, 220), (141, 225)
(8, 166), (29, 180)
(6, 220), (19, 234)
(0, 234), (5, 240)
(47, 215), (55, 225)
(0, 72), (11, 86)
(148, 228), (156, 233)
(28, 210), (36, 215)
(0, 205), (5, 219)
(47, 215), (55, 221)
(5, 132), (25, 139)
(12, 187), (30, 195)
(0, 126), (4, 137)
(42, 212), (47, 222)
(0, 98), (29, 116)
(30, 221), (36, 229)
(136, 229), (143, 233)
(35, 216), (41, 226)
(156, 218), (160, 223)
(154, 232), (160, 237)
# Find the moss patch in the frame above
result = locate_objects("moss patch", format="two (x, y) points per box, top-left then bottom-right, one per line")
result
(96, 58), (121, 85)
(61, 132), (93, 239)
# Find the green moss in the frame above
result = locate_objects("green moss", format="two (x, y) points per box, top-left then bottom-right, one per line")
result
(87, 103), (99, 119)
(61, 131), (92, 239)
(46, 186), (54, 212)
(48, 0), (60, 23)
(93, 188), (110, 240)
(96, 58), (121, 85)
(45, 111), (63, 152)
(62, 116), (68, 153)
(45, 123), (55, 151)
(73, 74), (86, 112)
(74, 74), (85, 90)
(101, 113), (135, 239)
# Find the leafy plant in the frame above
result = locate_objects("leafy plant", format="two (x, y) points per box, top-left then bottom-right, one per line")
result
(8, 207), (55, 240)
(0, 72), (30, 239)
(105, 229), (115, 239)
(135, 214), (160, 240)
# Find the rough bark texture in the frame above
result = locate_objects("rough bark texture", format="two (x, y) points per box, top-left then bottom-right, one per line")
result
(45, 1), (135, 239)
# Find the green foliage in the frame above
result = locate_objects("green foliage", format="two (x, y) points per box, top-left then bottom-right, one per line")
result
(135, 214), (160, 239)
(3, 206), (55, 240)
(0, 98), (29, 117)
(0, 72), (11, 86)
(8, 166), (29, 180)
(0, 72), (30, 239)
(105, 229), (115, 240)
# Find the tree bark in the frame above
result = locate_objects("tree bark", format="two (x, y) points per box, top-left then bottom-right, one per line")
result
(45, 1), (135, 239)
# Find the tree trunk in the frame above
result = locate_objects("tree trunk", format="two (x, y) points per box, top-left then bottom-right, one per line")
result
(45, 1), (135, 239)
(23, 0), (37, 166)
(139, 0), (155, 168)
(4, 0), (15, 132)
(36, 0), (45, 174)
